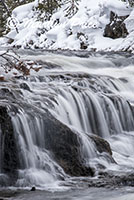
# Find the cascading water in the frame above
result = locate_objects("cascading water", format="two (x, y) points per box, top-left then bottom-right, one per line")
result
(11, 109), (67, 187)
(1, 50), (134, 188)
(51, 76), (134, 136)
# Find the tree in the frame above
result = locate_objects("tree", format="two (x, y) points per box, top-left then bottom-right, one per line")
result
(0, 3), (5, 36)
(0, 49), (42, 77)
(64, 0), (79, 18)
(36, 0), (61, 20)
(0, 0), (33, 36)
(122, 0), (134, 6)
(128, 0), (134, 6)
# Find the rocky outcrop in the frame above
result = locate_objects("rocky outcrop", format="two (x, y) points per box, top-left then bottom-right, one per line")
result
(89, 134), (116, 165)
(43, 112), (94, 177)
(104, 11), (129, 39)
(42, 109), (116, 176)
(89, 135), (112, 155)
(0, 101), (115, 184)
(88, 172), (134, 188)
(0, 105), (20, 186)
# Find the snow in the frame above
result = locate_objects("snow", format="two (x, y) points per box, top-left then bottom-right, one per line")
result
(12, 1), (36, 21)
(1, 0), (134, 52)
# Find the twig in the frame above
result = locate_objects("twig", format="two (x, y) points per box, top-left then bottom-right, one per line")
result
(0, 49), (42, 76)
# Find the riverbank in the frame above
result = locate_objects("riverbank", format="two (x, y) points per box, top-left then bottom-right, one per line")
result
(1, 0), (134, 53)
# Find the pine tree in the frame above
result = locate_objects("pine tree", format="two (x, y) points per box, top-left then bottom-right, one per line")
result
(0, 0), (33, 36)
(121, 0), (134, 6)
(36, 0), (61, 20)
(64, 0), (79, 18)
(0, 3), (5, 36)
(128, 0), (134, 6)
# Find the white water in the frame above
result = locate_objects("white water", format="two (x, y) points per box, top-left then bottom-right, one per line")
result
(11, 109), (66, 188)
(1, 50), (134, 188)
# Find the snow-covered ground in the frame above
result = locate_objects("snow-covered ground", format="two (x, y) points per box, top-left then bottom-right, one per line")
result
(0, 0), (134, 52)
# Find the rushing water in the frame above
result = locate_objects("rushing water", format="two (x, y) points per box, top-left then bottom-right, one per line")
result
(1, 50), (134, 198)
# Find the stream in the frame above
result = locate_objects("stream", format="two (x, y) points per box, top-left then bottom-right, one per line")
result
(0, 49), (134, 199)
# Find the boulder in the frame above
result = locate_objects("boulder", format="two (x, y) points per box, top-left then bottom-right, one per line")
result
(104, 11), (129, 39)
(89, 135), (112, 155)
(88, 134), (116, 165)
(0, 106), (20, 186)
(43, 112), (94, 177)
(88, 172), (134, 188)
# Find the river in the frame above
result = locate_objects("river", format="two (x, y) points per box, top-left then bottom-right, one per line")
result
(0, 49), (134, 199)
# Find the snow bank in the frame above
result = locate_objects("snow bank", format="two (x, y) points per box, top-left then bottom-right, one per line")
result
(1, 0), (134, 52)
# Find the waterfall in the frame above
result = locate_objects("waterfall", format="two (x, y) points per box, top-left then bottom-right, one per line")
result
(1, 50), (134, 187)
(11, 109), (66, 187)
(52, 76), (134, 137)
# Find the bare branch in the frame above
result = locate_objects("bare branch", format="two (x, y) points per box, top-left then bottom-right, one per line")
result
(0, 49), (42, 77)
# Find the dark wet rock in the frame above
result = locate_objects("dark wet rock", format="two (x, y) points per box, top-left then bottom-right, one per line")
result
(88, 173), (134, 188)
(119, 78), (128, 83)
(0, 106), (20, 186)
(0, 88), (14, 98)
(120, 174), (134, 186)
(104, 11), (129, 39)
(77, 32), (88, 50)
(80, 42), (88, 50)
(88, 135), (116, 165)
(7, 38), (14, 44)
(89, 135), (112, 155)
(36, 60), (61, 69)
(44, 113), (94, 177)
(20, 82), (31, 91)
(29, 40), (34, 45)
(31, 187), (36, 191)
(0, 76), (5, 82)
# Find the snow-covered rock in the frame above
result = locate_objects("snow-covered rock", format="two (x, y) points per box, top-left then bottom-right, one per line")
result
(0, 0), (134, 52)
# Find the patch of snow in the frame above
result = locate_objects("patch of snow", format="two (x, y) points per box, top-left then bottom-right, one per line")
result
(0, 0), (134, 52)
